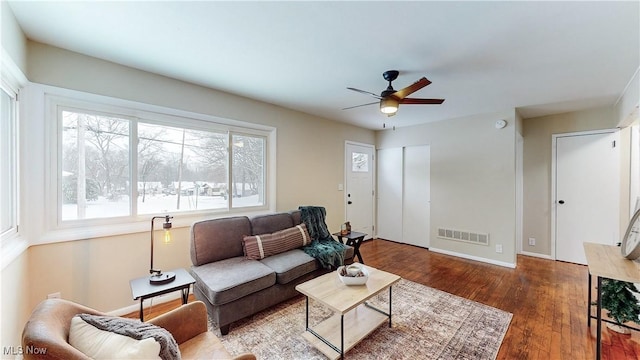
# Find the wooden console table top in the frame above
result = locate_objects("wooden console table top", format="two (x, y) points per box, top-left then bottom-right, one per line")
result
(583, 242), (640, 283)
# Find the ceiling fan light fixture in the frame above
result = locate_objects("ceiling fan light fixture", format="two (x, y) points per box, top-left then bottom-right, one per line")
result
(380, 98), (399, 115)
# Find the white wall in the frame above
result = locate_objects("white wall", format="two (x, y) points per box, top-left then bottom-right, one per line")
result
(1, 1), (27, 72)
(377, 111), (518, 267)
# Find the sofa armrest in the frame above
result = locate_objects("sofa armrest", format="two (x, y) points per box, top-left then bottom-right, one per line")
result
(147, 301), (208, 344)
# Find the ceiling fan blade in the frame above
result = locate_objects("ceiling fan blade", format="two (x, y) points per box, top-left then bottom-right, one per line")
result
(342, 101), (379, 110)
(347, 87), (383, 99)
(400, 98), (445, 105)
(391, 77), (431, 100)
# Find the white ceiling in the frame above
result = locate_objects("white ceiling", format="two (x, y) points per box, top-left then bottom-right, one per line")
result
(7, 1), (640, 130)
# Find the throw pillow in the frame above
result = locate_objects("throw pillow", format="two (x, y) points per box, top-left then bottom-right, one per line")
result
(243, 223), (311, 260)
(69, 314), (180, 360)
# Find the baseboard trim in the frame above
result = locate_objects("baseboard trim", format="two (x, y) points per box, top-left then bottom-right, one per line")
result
(519, 250), (554, 260)
(429, 247), (517, 269)
(107, 291), (184, 317)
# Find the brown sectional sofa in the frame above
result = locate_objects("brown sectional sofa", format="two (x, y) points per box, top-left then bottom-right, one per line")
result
(189, 210), (354, 335)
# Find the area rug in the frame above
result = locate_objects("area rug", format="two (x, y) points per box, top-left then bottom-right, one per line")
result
(214, 279), (512, 359)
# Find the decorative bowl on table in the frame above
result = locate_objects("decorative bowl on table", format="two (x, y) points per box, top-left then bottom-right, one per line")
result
(337, 263), (369, 285)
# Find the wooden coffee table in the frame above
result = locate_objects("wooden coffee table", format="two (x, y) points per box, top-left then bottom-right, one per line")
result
(295, 265), (401, 359)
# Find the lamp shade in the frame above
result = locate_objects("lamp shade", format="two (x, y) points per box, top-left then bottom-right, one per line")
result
(380, 98), (399, 115)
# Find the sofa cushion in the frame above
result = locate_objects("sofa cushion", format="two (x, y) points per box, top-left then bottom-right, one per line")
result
(250, 212), (294, 235)
(190, 257), (275, 305)
(259, 249), (318, 284)
(190, 216), (251, 266)
(243, 224), (311, 260)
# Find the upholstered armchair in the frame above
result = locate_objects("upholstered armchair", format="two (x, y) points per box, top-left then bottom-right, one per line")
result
(22, 298), (255, 360)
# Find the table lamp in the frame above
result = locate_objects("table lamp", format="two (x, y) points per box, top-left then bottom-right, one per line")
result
(149, 215), (176, 284)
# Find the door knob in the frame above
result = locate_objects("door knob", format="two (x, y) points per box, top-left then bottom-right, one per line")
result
(558, 200), (565, 204)
(347, 201), (352, 205)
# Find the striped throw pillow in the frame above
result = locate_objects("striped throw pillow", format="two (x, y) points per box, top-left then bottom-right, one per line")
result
(243, 223), (311, 260)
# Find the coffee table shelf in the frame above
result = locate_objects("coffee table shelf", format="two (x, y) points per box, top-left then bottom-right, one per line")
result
(302, 304), (388, 360)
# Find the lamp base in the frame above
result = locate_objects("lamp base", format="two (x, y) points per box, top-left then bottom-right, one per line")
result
(149, 271), (176, 285)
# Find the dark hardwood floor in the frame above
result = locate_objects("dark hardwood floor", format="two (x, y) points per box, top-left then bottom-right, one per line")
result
(361, 239), (640, 360)
(128, 239), (640, 359)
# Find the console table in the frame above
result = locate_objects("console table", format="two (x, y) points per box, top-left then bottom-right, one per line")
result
(129, 268), (195, 321)
(583, 242), (640, 360)
(333, 231), (366, 264)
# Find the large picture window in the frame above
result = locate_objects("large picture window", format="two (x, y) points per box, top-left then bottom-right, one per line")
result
(55, 98), (270, 225)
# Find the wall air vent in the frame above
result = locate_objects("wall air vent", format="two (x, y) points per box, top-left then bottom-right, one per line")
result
(437, 227), (489, 246)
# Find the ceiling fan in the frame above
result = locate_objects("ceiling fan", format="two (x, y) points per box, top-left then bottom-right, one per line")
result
(343, 70), (445, 117)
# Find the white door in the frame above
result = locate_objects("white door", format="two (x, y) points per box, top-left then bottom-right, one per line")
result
(345, 142), (375, 237)
(554, 131), (620, 264)
(402, 145), (430, 248)
(376, 148), (403, 241)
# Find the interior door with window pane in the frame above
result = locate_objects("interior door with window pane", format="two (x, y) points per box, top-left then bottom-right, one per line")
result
(345, 142), (374, 238)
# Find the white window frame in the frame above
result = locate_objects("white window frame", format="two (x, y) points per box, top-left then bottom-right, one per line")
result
(1, 81), (19, 241)
(41, 87), (275, 240)
(1, 49), (28, 269)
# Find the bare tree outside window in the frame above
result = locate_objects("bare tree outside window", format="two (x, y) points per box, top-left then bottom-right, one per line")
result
(137, 123), (229, 214)
(61, 110), (130, 220)
(59, 106), (268, 222)
(232, 134), (265, 207)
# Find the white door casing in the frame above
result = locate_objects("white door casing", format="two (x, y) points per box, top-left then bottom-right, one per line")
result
(345, 142), (375, 238)
(552, 130), (620, 264)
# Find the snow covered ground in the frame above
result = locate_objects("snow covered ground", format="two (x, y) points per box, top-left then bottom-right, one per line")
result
(62, 193), (261, 220)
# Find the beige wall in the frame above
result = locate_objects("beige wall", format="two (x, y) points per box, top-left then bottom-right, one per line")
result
(521, 106), (620, 257)
(0, 41), (374, 350)
(1, 253), (30, 353)
(26, 229), (191, 311)
(377, 111), (518, 266)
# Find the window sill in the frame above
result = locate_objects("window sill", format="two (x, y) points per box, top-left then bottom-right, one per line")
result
(1, 234), (28, 270)
(33, 208), (275, 246)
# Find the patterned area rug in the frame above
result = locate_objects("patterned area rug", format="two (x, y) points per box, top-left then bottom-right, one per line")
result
(215, 279), (512, 359)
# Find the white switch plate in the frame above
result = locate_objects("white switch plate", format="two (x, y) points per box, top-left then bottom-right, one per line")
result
(338, 184), (343, 191)
(528, 237), (536, 246)
(495, 244), (503, 253)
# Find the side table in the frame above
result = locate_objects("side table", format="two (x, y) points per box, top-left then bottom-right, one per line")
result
(333, 231), (366, 264)
(130, 268), (195, 321)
